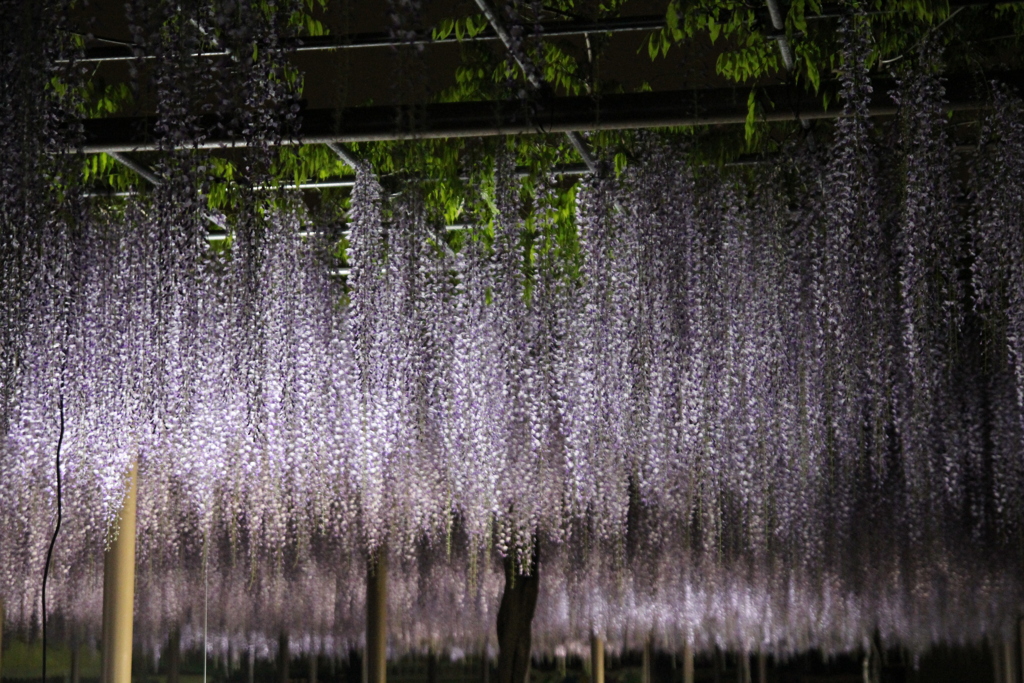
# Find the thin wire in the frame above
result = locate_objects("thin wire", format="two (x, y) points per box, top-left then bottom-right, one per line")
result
(41, 392), (65, 683)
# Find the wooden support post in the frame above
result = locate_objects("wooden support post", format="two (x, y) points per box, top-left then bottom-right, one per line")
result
(100, 465), (138, 683)
(642, 640), (652, 683)
(366, 553), (387, 683)
(681, 642), (693, 683)
(279, 634), (290, 683)
(168, 629), (181, 683)
(590, 636), (604, 683)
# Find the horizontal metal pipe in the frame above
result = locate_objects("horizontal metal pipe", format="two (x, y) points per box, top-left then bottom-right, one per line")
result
(70, 0), (1019, 64)
(85, 163), (592, 197)
(71, 16), (665, 64)
(78, 70), (1016, 153)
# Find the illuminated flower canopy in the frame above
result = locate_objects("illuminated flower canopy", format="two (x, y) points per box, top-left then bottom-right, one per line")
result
(1, 1), (1023, 662)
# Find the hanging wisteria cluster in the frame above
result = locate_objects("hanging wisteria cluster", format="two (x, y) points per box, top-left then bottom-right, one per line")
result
(3, 6), (1024, 662)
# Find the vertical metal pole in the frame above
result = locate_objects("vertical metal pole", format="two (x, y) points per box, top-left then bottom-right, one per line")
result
(1019, 618), (1024, 683)
(366, 553), (387, 683)
(590, 636), (604, 683)
(71, 642), (80, 683)
(1004, 640), (1017, 683)
(642, 640), (651, 683)
(737, 653), (750, 683)
(101, 464), (138, 683)
(681, 642), (693, 683)
(248, 648), (255, 683)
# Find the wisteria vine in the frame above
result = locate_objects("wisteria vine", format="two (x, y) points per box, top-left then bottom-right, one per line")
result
(2, 8), (1024, 664)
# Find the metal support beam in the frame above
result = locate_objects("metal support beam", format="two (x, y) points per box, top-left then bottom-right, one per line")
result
(69, 1), (1022, 64)
(78, 69), (1019, 153)
(103, 152), (227, 229)
(764, 0), (796, 72)
(366, 553), (387, 683)
(472, 0), (601, 174)
(590, 636), (604, 683)
(108, 152), (162, 186)
(100, 464), (138, 683)
(764, 0), (813, 138)
(326, 143), (363, 172)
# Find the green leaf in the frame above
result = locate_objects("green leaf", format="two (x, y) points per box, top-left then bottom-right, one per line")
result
(666, 2), (679, 32)
(709, 20), (721, 44)
(614, 152), (628, 176)
(647, 33), (660, 60)
(745, 88), (759, 145)
(805, 53), (820, 92)
(433, 18), (454, 40)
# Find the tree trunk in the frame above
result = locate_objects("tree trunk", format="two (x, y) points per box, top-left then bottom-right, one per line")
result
(427, 650), (438, 683)
(168, 629), (180, 683)
(366, 553), (388, 683)
(495, 554), (539, 683)
(642, 640), (651, 683)
(279, 634), (290, 683)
